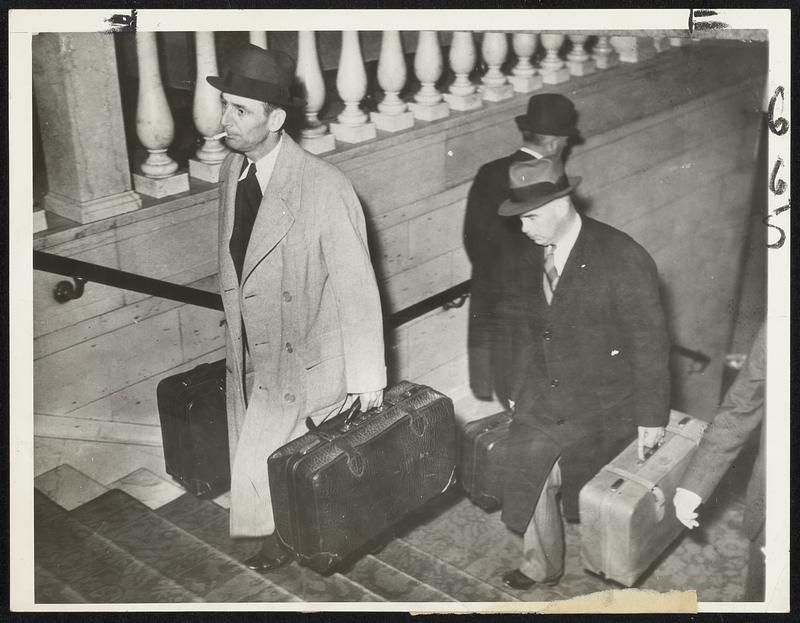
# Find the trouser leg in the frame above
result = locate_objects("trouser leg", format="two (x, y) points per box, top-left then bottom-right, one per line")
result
(519, 460), (564, 582)
(744, 526), (765, 601)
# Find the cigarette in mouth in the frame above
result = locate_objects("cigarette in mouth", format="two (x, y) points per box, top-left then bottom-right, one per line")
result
(211, 131), (228, 140)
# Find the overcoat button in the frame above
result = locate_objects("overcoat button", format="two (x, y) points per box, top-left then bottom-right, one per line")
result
(550, 378), (560, 388)
(282, 291), (292, 302)
(285, 393), (295, 403)
(285, 342), (293, 353)
(543, 330), (552, 340)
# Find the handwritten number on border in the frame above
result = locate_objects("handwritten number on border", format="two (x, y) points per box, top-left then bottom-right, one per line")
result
(768, 86), (788, 136)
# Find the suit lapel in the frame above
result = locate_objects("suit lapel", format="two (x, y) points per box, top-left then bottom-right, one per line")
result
(220, 153), (244, 292)
(240, 135), (303, 286)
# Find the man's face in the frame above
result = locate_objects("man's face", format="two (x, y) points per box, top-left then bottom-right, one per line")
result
(519, 196), (570, 246)
(220, 93), (273, 155)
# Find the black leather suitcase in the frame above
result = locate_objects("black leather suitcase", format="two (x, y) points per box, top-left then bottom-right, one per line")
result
(458, 410), (513, 511)
(267, 381), (458, 574)
(156, 359), (230, 498)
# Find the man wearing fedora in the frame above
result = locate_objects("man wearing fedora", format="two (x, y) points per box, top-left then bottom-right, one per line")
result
(464, 93), (579, 406)
(495, 151), (671, 590)
(208, 44), (386, 572)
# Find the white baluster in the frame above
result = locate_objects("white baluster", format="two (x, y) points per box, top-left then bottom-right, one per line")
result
(538, 33), (570, 84)
(508, 32), (542, 93)
(592, 35), (618, 69)
(370, 31), (415, 132)
(189, 32), (229, 183)
(296, 31), (336, 154)
(566, 34), (595, 76)
(609, 36), (656, 64)
(480, 32), (514, 102)
(408, 31), (449, 121)
(132, 32), (189, 198)
(249, 32), (268, 49)
(443, 31), (481, 111)
(330, 31), (376, 144)
(652, 36), (669, 53)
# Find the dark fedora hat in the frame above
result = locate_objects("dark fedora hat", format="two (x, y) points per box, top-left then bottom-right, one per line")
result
(207, 44), (304, 107)
(498, 151), (581, 216)
(515, 93), (578, 136)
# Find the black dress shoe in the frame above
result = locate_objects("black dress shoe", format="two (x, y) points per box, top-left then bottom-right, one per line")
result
(502, 569), (558, 590)
(244, 549), (292, 573)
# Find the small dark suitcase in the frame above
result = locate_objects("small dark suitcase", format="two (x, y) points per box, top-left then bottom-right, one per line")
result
(268, 381), (458, 574)
(579, 410), (707, 586)
(458, 410), (513, 511)
(156, 359), (230, 498)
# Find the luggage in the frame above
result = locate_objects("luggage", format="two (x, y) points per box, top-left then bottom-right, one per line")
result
(156, 359), (230, 498)
(579, 410), (707, 587)
(458, 410), (513, 511)
(267, 381), (458, 574)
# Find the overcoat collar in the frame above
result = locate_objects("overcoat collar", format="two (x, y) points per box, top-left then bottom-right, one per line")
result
(222, 134), (305, 287)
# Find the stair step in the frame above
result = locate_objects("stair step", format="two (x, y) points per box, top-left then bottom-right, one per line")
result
(375, 539), (519, 602)
(72, 489), (298, 602)
(157, 494), (386, 602)
(34, 563), (87, 603)
(344, 554), (457, 602)
(34, 491), (202, 603)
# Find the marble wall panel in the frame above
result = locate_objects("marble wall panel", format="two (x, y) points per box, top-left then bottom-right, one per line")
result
(34, 237), (124, 338)
(34, 309), (183, 416)
(405, 303), (469, 381)
(370, 221), (409, 280)
(380, 253), (452, 314)
(407, 200), (466, 268)
(178, 304), (226, 363)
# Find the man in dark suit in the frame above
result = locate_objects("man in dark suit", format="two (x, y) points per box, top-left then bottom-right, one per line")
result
(674, 324), (766, 601)
(495, 152), (671, 589)
(464, 94), (579, 405)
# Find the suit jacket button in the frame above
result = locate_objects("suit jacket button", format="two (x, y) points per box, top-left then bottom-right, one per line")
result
(285, 342), (293, 353)
(550, 378), (560, 388)
(285, 393), (296, 403)
(283, 291), (292, 302)
(543, 330), (552, 340)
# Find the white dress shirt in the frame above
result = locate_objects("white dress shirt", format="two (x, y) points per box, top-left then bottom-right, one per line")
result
(550, 211), (582, 276)
(237, 134), (283, 194)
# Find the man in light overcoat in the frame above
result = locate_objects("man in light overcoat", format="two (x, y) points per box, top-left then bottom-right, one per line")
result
(494, 151), (671, 590)
(208, 44), (386, 571)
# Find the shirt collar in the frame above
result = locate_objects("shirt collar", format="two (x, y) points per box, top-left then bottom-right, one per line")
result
(550, 211), (582, 274)
(519, 146), (545, 159)
(239, 133), (283, 193)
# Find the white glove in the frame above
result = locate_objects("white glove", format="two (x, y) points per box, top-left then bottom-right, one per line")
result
(637, 425), (665, 461)
(673, 487), (702, 529)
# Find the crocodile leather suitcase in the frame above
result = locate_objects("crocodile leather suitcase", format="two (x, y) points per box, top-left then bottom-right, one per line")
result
(268, 381), (458, 574)
(156, 359), (230, 498)
(579, 410), (707, 586)
(458, 410), (513, 511)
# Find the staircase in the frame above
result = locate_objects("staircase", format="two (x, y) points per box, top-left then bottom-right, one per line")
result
(33, 484), (527, 604)
(34, 431), (755, 605)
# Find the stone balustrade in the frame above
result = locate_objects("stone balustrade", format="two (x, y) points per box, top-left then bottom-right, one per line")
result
(33, 31), (695, 223)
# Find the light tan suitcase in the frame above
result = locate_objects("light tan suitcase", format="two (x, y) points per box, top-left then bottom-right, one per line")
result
(579, 410), (707, 587)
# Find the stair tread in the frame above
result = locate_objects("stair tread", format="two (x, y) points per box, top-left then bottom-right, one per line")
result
(35, 563), (88, 604)
(344, 554), (458, 602)
(72, 489), (296, 603)
(376, 538), (520, 602)
(35, 491), (202, 603)
(158, 494), (387, 602)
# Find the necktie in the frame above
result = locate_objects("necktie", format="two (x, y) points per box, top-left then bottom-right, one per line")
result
(543, 244), (559, 304)
(229, 160), (263, 282)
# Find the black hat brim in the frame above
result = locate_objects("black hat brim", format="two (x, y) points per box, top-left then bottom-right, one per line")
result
(498, 176), (582, 217)
(515, 114), (579, 137)
(207, 75), (306, 108)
